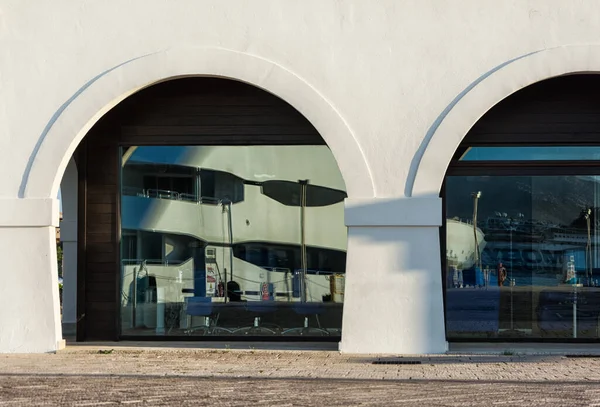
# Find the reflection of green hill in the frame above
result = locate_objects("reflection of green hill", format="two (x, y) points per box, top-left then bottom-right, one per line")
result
(446, 176), (598, 227)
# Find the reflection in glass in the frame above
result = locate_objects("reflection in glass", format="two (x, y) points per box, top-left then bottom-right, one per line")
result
(446, 175), (600, 339)
(460, 146), (600, 161)
(261, 181), (347, 207)
(120, 146), (347, 337)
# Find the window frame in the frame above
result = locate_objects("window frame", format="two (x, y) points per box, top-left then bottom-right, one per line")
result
(117, 143), (346, 342)
(443, 142), (600, 343)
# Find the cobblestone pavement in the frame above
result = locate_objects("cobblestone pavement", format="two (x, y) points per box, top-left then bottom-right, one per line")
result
(1, 347), (600, 406)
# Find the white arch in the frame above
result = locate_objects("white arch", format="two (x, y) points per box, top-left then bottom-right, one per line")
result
(22, 47), (375, 199)
(410, 44), (600, 198)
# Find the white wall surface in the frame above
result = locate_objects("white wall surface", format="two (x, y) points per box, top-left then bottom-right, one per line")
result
(3, 0), (600, 353)
(340, 225), (446, 354)
(0, 227), (62, 353)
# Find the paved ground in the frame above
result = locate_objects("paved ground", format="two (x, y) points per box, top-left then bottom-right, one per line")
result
(2, 344), (600, 406)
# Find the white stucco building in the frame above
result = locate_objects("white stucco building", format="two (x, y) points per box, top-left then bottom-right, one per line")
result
(4, 1), (600, 353)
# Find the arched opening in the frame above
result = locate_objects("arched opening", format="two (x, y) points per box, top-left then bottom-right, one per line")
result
(443, 74), (600, 341)
(70, 78), (347, 341)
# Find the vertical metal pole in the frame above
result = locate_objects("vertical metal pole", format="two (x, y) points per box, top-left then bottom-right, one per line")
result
(228, 201), (234, 283)
(586, 209), (592, 283)
(471, 192), (482, 292)
(300, 180), (308, 303)
(196, 168), (201, 202)
(223, 267), (228, 303)
(132, 267), (137, 328)
(510, 223), (514, 331)
(573, 285), (578, 339)
(472, 192), (480, 270)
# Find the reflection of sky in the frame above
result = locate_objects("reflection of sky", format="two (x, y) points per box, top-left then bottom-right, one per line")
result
(461, 147), (600, 161)
(121, 145), (346, 190)
(127, 146), (189, 166)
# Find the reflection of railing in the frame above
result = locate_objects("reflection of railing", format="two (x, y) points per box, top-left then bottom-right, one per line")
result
(199, 196), (221, 205)
(122, 258), (186, 266)
(260, 266), (292, 274)
(122, 186), (198, 203)
(180, 192), (197, 201)
(122, 186), (147, 197)
(147, 189), (179, 200)
(121, 187), (231, 205)
(258, 266), (337, 276)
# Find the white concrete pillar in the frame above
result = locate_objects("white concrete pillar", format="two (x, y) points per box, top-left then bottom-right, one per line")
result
(340, 197), (447, 354)
(0, 198), (63, 353)
(60, 158), (78, 337)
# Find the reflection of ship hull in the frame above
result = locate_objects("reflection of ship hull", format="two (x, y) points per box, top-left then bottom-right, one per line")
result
(446, 219), (487, 269)
(479, 216), (596, 277)
(484, 235), (592, 275)
(481, 241), (591, 275)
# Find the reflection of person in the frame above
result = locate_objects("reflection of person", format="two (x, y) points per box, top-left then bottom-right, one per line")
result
(226, 281), (244, 302)
(451, 266), (458, 288)
(497, 262), (507, 286)
(484, 267), (490, 287)
(451, 266), (463, 288)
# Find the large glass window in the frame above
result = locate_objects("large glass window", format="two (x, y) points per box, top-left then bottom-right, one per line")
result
(445, 148), (600, 340)
(120, 145), (347, 337)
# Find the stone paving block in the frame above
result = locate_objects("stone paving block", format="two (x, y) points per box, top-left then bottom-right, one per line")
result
(0, 348), (599, 405)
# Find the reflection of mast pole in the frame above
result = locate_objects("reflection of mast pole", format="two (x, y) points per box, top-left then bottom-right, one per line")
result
(510, 220), (514, 331)
(471, 191), (482, 270)
(221, 199), (234, 303)
(585, 208), (592, 282)
(227, 200), (234, 283)
(300, 180), (308, 302)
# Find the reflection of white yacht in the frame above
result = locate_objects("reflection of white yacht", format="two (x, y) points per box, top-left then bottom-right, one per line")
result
(119, 146), (348, 329)
(446, 218), (487, 269)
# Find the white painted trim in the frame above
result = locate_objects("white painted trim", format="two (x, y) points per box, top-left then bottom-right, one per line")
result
(0, 199), (59, 227)
(410, 44), (600, 198)
(345, 197), (442, 227)
(23, 47), (375, 200)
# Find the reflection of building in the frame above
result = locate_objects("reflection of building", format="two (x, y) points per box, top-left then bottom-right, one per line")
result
(119, 146), (347, 333)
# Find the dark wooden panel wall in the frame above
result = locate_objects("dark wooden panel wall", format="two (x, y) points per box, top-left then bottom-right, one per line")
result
(76, 78), (325, 340)
(463, 74), (600, 146)
(76, 119), (119, 340)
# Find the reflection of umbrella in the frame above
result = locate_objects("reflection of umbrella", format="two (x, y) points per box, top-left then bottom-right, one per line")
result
(261, 180), (347, 207)
(260, 180), (347, 302)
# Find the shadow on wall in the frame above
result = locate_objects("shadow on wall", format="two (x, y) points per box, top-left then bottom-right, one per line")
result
(343, 199), (446, 350)
(344, 197), (443, 274)
(404, 50), (541, 197)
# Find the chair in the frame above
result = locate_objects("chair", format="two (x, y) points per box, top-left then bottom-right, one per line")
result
(232, 301), (279, 335)
(184, 297), (231, 335)
(282, 302), (329, 336)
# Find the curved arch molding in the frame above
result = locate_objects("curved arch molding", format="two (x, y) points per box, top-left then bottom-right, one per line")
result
(21, 47), (375, 200)
(409, 44), (600, 198)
